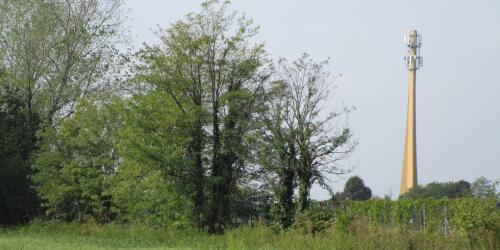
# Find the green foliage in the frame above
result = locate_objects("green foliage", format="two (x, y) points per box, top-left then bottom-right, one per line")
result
(111, 91), (194, 227)
(293, 205), (336, 235)
(0, 0), (124, 125)
(342, 175), (373, 201)
(32, 96), (122, 223)
(0, 0), (124, 225)
(401, 180), (472, 199)
(261, 55), (355, 229)
(230, 186), (272, 226)
(272, 55), (355, 213)
(344, 198), (499, 239)
(135, 0), (268, 232)
(471, 176), (500, 199)
(258, 80), (298, 230)
(0, 82), (40, 225)
(449, 197), (500, 242)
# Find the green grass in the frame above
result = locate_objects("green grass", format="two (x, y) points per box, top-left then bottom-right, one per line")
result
(0, 221), (224, 250)
(0, 220), (494, 250)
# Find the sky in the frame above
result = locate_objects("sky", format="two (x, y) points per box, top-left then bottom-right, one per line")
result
(125, 0), (500, 199)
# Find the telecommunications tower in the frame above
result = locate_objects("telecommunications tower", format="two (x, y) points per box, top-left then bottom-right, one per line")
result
(400, 30), (422, 195)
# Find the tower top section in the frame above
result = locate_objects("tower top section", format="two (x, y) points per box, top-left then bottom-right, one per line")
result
(404, 30), (423, 70)
(404, 30), (422, 48)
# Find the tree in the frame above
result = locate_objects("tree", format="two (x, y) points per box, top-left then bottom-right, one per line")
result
(111, 91), (195, 226)
(273, 54), (355, 212)
(258, 80), (298, 229)
(401, 180), (472, 199)
(32, 95), (122, 222)
(257, 55), (355, 228)
(0, 0), (125, 225)
(0, 73), (41, 225)
(0, 0), (124, 126)
(135, 0), (267, 232)
(135, 17), (210, 227)
(199, 2), (266, 233)
(342, 176), (372, 201)
(471, 177), (499, 199)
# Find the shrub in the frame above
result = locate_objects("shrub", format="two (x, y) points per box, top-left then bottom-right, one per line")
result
(293, 205), (335, 235)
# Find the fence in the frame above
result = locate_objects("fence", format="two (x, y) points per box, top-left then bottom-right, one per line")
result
(332, 198), (499, 237)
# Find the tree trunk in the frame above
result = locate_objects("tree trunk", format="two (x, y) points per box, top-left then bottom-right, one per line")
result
(297, 159), (312, 213)
(209, 98), (223, 233)
(279, 165), (295, 228)
(191, 121), (205, 228)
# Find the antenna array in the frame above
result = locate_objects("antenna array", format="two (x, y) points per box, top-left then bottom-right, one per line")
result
(404, 31), (423, 70)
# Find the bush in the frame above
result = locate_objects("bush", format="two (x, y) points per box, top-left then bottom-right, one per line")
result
(293, 205), (336, 235)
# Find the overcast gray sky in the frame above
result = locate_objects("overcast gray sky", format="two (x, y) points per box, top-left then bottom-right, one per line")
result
(125, 0), (500, 199)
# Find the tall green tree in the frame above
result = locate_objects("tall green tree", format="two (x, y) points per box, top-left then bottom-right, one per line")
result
(136, 0), (267, 232)
(273, 54), (355, 212)
(0, 71), (41, 225)
(136, 19), (210, 227)
(111, 91), (194, 226)
(0, 0), (124, 126)
(258, 80), (298, 229)
(257, 55), (355, 228)
(0, 0), (125, 225)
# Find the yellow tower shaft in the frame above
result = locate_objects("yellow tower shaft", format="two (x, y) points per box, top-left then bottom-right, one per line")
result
(400, 44), (418, 195)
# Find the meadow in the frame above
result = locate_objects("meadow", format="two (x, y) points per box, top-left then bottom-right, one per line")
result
(2, 198), (499, 250)
(0, 217), (496, 250)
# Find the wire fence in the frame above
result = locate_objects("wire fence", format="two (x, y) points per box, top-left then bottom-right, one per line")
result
(330, 198), (499, 237)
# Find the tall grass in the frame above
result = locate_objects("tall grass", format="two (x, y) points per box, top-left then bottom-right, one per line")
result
(1, 219), (493, 250)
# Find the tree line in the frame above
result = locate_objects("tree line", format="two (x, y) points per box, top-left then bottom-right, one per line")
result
(0, 0), (356, 233)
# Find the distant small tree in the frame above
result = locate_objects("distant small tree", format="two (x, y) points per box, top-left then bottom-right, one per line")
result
(454, 180), (472, 197)
(401, 180), (472, 199)
(471, 177), (499, 199)
(342, 176), (372, 201)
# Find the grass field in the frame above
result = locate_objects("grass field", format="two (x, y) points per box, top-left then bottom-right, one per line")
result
(1, 220), (492, 250)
